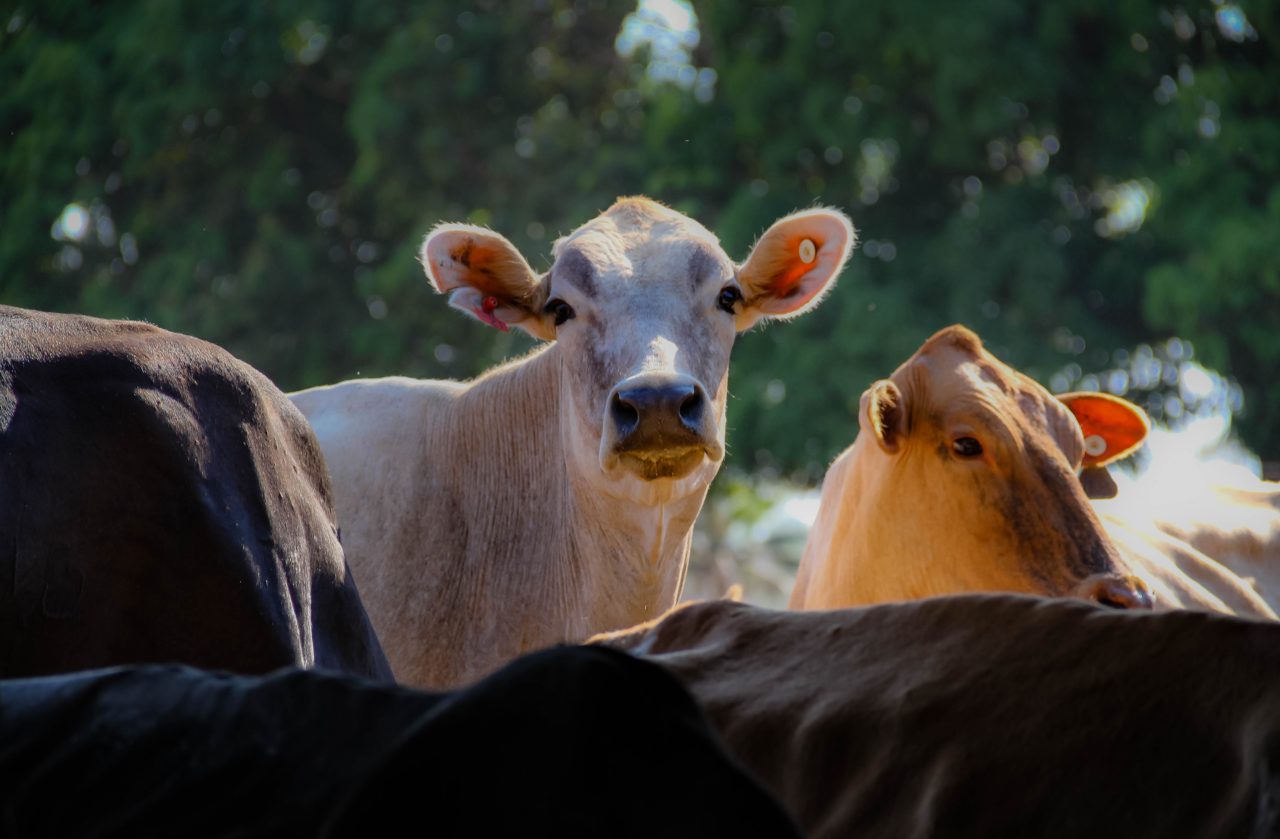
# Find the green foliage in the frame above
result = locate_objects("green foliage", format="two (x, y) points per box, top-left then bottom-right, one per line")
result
(2, 0), (1277, 477)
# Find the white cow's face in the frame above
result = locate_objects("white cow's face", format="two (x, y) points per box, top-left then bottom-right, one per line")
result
(422, 197), (855, 503)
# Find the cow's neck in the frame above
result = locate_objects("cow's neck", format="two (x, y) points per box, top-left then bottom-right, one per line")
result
(800, 436), (906, 606)
(564, 464), (706, 631)
(468, 344), (705, 638)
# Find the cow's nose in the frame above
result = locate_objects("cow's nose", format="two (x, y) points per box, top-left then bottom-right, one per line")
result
(609, 373), (710, 451)
(1075, 574), (1155, 610)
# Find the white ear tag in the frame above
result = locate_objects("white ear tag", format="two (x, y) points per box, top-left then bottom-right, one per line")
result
(798, 238), (817, 264)
(1084, 434), (1108, 457)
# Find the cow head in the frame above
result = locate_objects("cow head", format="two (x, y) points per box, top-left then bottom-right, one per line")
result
(824, 324), (1152, 608)
(422, 197), (855, 504)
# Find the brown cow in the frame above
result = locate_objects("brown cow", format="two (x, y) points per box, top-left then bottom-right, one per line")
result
(790, 324), (1275, 617)
(292, 197), (855, 687)
(0, 306), (390, 679)
(595, 595), (1280, 838)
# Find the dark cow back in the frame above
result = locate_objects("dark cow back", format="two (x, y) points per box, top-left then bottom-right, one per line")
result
(0, 647), (799, 837)
(598, 595), (1280, 838)
(0, 306), (389, 679)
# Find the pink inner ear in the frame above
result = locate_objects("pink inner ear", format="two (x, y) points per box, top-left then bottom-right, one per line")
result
(450, 243), (507, 296)
(426, 228), (519, 297)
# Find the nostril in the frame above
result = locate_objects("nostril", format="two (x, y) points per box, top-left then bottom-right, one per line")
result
(678, 389), (705, 427)
(1128, 584), (1155, 610)
(1096, 591), (1129, 610)
(610, 392), (640, 437)
(609, 378), (708, 447)
(1084, 575), (1154, 611)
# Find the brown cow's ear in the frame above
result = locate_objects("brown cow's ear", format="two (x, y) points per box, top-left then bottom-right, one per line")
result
(1057, 392), (1150, 468)
(859, 379), (906, 454)
(1080, 466), (1119, 500)
(420, 224), (555, 341)
(735, 208), (856, 331)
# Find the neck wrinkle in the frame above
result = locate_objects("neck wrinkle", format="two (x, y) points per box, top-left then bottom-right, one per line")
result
(449, 343), (577, 628)
(460, 344), (701, 639)
(564, 453), (705, 631)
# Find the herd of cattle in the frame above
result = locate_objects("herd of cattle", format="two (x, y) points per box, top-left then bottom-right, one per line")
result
(3, 197), (1280, 836)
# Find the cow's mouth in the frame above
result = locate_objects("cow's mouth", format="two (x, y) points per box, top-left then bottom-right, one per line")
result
(615, 446), (708, 480)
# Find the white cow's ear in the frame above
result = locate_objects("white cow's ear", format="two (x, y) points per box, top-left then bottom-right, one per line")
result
(420, 224), (555, 341)
(735, 208), (856, 331)
(859, 379), (906, 454)
(1057, 392), (1150, 468)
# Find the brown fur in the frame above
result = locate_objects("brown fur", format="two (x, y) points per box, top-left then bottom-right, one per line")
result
(597, 595), (1280, 838)
(792, 324), (1275, 618)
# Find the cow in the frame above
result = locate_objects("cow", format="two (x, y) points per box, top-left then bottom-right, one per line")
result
(0, 306), (390, 680)
(594, 595), (1280, 839)
(291, 196), (855, 688)
(1098, 465), (1280, 614)
(790, 324), (1276, 617)
(2, 647), (800, 837)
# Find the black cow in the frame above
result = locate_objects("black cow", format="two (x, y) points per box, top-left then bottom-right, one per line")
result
(0, 646), (801, 838)
(0, 306), (389, 679)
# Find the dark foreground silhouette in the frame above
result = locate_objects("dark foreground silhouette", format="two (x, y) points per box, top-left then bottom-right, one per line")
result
(0, 305), (388, 679)
(0, 645), (799, 838)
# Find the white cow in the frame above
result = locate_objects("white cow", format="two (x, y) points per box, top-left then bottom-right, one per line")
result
(293, 196), (855, 687)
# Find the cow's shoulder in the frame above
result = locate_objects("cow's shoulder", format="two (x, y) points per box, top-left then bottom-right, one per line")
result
(3, 306), (321, 497)
(292, 374), (464, 418)
(0, 306), (389, 679)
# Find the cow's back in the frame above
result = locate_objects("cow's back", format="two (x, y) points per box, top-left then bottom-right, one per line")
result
(0, 306), (390, 679)
(1100, 513), (1277, 618)
(290, 377), (463, 668)
(1152, 480), (1280, 611)
(598, 596), (1280, 838)
(290, 376), (464, 578)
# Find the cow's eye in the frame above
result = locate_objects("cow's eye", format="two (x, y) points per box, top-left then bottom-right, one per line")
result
(717, 286), (742, 314)
(953, 437), (984, 458)
(544, 299), (575, 326)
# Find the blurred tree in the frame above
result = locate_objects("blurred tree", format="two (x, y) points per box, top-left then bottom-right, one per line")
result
(647, 0), (1277, 473)
(1, 0), (641, 386)
(1, 0), (1276, 477)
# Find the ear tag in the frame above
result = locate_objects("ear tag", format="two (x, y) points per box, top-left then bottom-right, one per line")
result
(798, 238), (817, 264)
(1084, 435), (1108, 458)
(474, 295), (508, 332)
